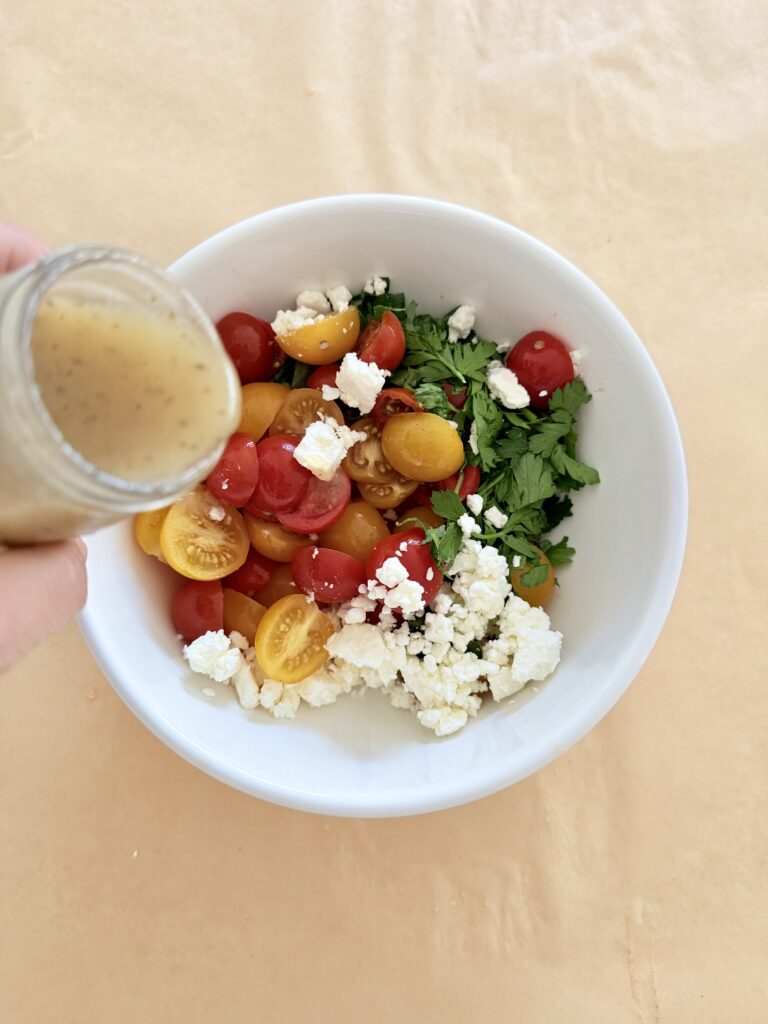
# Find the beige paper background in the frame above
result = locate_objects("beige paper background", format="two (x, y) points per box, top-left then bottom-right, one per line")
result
(1, 1), (766, 1020)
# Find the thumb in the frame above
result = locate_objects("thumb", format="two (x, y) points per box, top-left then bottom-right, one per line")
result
(0, 539), (88, 673)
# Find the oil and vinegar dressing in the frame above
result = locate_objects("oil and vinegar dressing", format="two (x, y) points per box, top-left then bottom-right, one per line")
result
(31, 296), (234, 481)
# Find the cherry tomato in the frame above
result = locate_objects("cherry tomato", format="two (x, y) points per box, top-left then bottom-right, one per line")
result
(307, 363), (340, 391)
(395, 506), (444, 532)
(343, 417), (399, 485)
(436, 464), (482, 499)
(358, 478), (419, 509)
(365, 528), (442, 606)
(255, 594), (335, 683)
(277, 468), (351, 534)
(381, 412), (464, 482)
(224, 548), (278, 596)
(441, 381), (468, 409)
(244, 514), (313, 562)
(274, 308), (360, 365)
(134, 505), (171, 560)
(216, 312), (285, 384)
(238, 382), (289, 442)
(291, 547), (367, 604)
(410, 484), (434, 509)
(319, 500), (390, 561)
(269, 388), (344, 436)
(160, 488), (250, 581)
(356, 311), (405, 371)
(222, 588), (266, 643)
(506, 330), (574, 409)
(371, 387), (424, 428)
(510, 550), (556, 607)
(206, 432), (259, 507)
(255, 563), (301, 606)
(246, 435), (310, 513)
(171, 579), (224, 642)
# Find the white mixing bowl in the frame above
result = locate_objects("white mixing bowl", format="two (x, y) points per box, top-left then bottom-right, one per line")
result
(79, 195), (687, 817)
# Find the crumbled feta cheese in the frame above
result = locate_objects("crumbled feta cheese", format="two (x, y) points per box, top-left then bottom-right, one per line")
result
(183, 630), (243, 683)
(383, 578), (425, 617)
(334, 352), (389, 413)
(417, 706), (468, 737)
(466, 493), (483, 516)
(296, 290), (331, 313)
(207, 505), (226, 522)
(271, 306), (323, 336)
(458, 513), (481, 538)
(486, 361), (530, 409)
(468, 420), (479, 455)
(321, 384), (341, 401)
(494, 337), (515, 355)
(447, 304), (476, 343)
(233, 662), (261, 709)
(326, 623), (388, 669)
(570, 348), (583, 372)
(375, 557), (409, 588)
(363, 275), (387, 296)
(512, 554), (523, 568)
(293, 414), (365, 481)
(484, 505), (508, 529)
(326, 284), (352, 313)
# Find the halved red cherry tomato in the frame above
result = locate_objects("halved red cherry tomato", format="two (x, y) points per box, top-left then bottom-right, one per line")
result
(356, 311), (406, 372)
(207, 432), (260, 506)
(411, 484), (434, 510)
(245, 434), (311, 513)
(371, 387), (424, 428)
(277, 468), (351, 534)
(506, 330), (574, 409)
(436, 464), (482, 499)
(171, 580), (224, 642)
(291, 546), (367, 604)
(224, 548), (279, 597)
(307, 363), (340, 391)
(216, 312), (285, 384)
(365, 528), (443, 606)
(441, 381), (468, 409)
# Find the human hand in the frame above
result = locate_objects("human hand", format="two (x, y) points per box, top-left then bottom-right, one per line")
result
(0, 222), (88, 671)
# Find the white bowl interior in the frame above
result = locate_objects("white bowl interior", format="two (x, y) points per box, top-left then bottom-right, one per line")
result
(80, 196), (686, 816)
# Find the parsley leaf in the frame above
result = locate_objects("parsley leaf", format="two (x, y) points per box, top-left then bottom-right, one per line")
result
(450, 340), (498, 382)
(541, 495), (573, 530)
(540, 536), (576, 566)
(430, 489), (464, 522)
(550, 446), (600, 487)
(507, 453), (556, 508)
(469, 384), (504, 470)
(528, 410), (572, 457)
(421, 521), (463, 571)
(520, 563), (550, 587)
(549, 379), (591, 415)
(413, 382), (456, 418)
(495, 428), (529, 461)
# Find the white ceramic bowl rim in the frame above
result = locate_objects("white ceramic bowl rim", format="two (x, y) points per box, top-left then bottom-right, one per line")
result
(79, 194), (687, 816)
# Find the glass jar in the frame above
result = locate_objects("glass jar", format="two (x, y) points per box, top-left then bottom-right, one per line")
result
(0, 245), (241, 544)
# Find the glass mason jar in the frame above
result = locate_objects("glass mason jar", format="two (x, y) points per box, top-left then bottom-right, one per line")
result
(0, 245), (241, 544)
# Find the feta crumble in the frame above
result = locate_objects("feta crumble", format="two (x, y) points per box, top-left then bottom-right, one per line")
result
(296, 290), (330, 314)
(363, 275), (387, 296)
(293, 414), (366, 481)
(326, 284), (352, 313)
(183, 630), (243, 683)
(466, 493), (484, 516)
(447, 304), (476, 343)
(486, 361), (530, 409)
(468, 420), (479, 455)
(271, 306), (323, 336)
(484, 505), (509, 529)
(458, 513), (481, 538)
(207, 506), (226, 522)
(334, 352), (389, 413)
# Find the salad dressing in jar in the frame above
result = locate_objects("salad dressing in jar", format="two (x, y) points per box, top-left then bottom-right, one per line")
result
(0, 246), (241, 543)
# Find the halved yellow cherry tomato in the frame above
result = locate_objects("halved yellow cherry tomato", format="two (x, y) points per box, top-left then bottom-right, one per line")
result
(244, 513), (313, 562)
(510, 550), (556, 607)
(255, 594), (335, 684)
(134, 505), (171, 559)
(268, 388), (344, 436)
(395, 506), (445, 532)
(238, 382), (289, 441)
(275, 308), (360, 365)
(381, 412), (464, 482)
(358, 478), (419, 509)
(253, 563), (300, 606)
(222, 588), (267, 643)
(160, 489), (250, 580)
(319, 499), (390, 560)
(342, 417), (399, 485)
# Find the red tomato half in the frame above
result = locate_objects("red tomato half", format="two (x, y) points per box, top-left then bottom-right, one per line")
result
(357, 311), (406, 372)
(441, 381), (468, 409)
(365, 528), (442, 606)
(371, 387), (424, 428)
(171, 580), (224, 642)
(277, 469), (352, 534)
(306, 363), (340, 391)
(506, 330), (574, 409)
(291, 546), (366, 603)
(224, 548), (279, 597)
(216, 312), (285, 384)
(207, 432), (260, 506)
(245, 434), (311, 513)
(436, 464), (481, 499)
